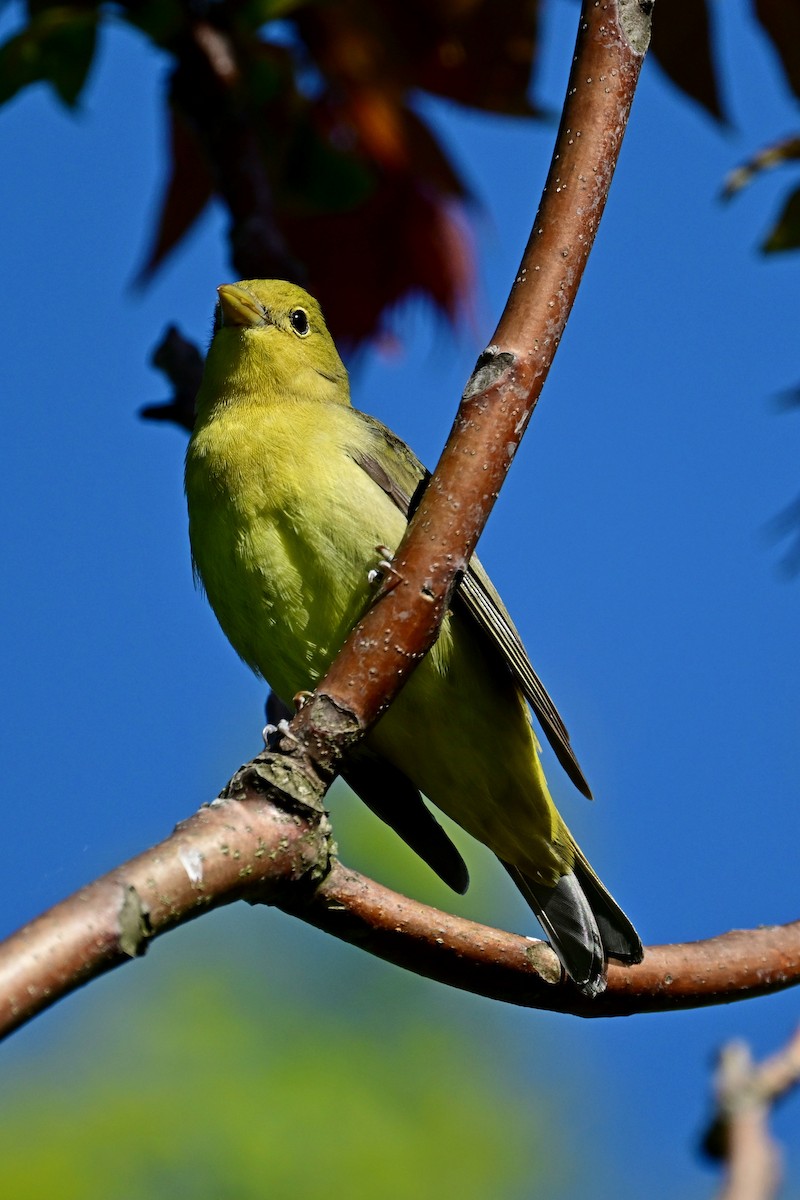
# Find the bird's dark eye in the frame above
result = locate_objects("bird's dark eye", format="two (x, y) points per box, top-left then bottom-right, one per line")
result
(290, 308), (310, 336)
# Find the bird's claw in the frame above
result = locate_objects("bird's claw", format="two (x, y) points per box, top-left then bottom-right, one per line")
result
(262, 717), (298, 750)
(368, 545), (403, 591)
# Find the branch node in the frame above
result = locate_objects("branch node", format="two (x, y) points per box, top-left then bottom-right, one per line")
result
(523, 938), (563, 986)
(462, 348), (516, 401)
(618, 0), (654, 54)
(223, 752), (327, 818)
(289, 691), (367, 776)
(117, 885), (151, 959)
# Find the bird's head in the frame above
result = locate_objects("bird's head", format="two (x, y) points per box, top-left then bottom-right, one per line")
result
(198, 279), (350, 411)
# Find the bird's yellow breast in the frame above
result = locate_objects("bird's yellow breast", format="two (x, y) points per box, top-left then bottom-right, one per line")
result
(185, 397), (408, 703)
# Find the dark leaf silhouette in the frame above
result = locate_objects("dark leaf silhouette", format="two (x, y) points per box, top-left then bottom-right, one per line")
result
(135, 109), (216, 285)
(649, 0), (725, 121)
(763, 183), (800, 252)
(756, 0), (800, 99)
(0, 4), (99, 108)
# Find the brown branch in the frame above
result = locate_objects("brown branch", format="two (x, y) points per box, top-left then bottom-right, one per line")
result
(305, 864), (800, 1018)
(703, 1027), (800, 1200)
(284, 0), (653, 767)
(0, 753), (332, 1042)
(2, 772), (800, 1043)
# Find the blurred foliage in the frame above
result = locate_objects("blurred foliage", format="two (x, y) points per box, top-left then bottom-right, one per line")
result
(762, 183), (800, 252)
(2, 0), (799, 356)
(0, 782), (553, 1199)
(723, 136), (800, 256)
(722, 1), (800, 252)
(0, 919), (553, 1200)
(648, 0), (724, 121)
(755, 0), (800, 100)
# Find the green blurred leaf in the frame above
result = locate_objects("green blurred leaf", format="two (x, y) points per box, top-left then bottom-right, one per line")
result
(0, 6), (99, 108)
(117, 0), (187, 49)
(281, 113), (377, 213)
(763, 183), (800, 252)
(0, 956), (550, 1200)
(240, 0), (313, 24)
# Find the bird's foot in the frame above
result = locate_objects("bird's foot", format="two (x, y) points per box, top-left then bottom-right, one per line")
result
(262, 717), (298, 750)
(368, 545), (403, 591)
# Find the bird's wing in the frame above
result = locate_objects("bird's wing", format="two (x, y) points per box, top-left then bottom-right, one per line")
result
(342, 749), (470, 894)
(349, 412), (592, 799)
(457, 564), (592, 797)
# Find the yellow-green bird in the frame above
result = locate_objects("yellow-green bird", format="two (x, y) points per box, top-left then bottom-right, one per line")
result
(185, 279), (642, 996)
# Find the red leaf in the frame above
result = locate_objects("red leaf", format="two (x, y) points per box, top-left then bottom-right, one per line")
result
(284, 173), (473, 346)
(134, 107), (215, 285)
(296, 0), (541, 120)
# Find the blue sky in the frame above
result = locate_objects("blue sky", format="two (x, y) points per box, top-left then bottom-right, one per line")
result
(2, 0), (800, 1196)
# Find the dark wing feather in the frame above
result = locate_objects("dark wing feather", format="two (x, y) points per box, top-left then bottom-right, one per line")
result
(343, 750), (469, 894)
(458, 566), (592, 798)
(349, 412), (592, 798)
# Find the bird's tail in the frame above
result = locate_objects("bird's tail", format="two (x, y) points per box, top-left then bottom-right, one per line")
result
(503, 851), (642, 998)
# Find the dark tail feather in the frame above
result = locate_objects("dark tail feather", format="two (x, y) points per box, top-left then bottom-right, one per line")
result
(503, 857), (642, 998)
(504, 863), (605, 996)
(572, 850), (643, 966)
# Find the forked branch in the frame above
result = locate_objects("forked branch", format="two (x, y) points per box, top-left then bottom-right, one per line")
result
(7, 2), (795, 1043)
(1, 787), (799, 1042)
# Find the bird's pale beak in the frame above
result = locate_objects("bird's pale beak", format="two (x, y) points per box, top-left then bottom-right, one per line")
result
(216, 284), (266, 328)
